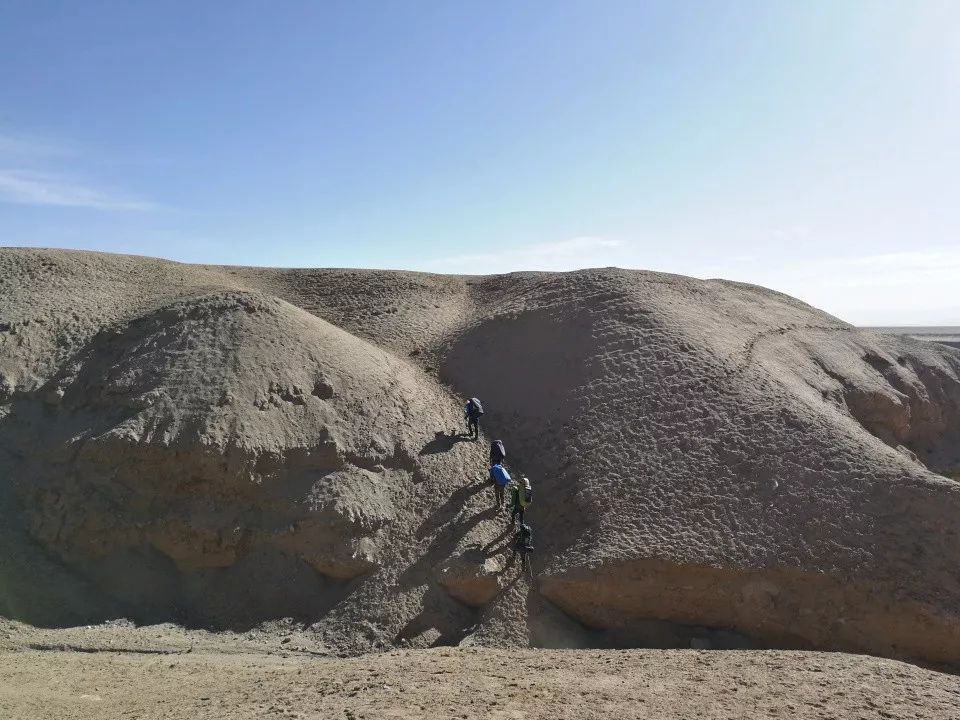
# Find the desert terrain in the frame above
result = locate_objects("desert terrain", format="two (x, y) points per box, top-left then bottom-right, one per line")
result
(3, 620), (960, 719)
(868, 327), (960, 350)
(2, 248), (960, 717)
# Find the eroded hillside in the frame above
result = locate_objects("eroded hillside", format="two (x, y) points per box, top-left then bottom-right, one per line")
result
(1, 248), (959, 664)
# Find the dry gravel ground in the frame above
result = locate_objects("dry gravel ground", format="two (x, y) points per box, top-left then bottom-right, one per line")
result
(2, 621), (958, 720)
(3, 642), (960, 720)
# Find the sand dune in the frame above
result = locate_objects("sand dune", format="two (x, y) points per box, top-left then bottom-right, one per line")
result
(2, 248), (959, 666)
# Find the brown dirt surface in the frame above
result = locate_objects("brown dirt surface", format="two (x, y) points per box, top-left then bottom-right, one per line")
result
(1, 623), (959, 719)
(2, 247), (960, 670)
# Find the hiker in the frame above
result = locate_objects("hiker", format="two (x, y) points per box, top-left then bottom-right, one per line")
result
(507, 474), (532, 527)
(489, 439), (506, 466)
(464, 397), (484, 440)
(489, 462), (511, 509)
(514, 523), (533, 572)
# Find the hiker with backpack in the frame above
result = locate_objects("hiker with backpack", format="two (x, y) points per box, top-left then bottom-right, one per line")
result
(489, 439), (505, 466)
(489, 461), (511, 510)
(514, 522), (533, 574)
(464, 397), (484, 440)
(507, 474), (532, 527)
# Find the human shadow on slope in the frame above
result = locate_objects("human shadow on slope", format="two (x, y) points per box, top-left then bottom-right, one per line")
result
(414, 477), (489, 540)
(401, 505), (499, 586)
(402, 468), (515, 588)
(419, 430), (472, 456)
(481, 524), (514, 557)
(392, 583), (479, 648)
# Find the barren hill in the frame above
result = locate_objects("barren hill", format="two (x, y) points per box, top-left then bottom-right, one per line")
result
(1, 248), (959, 665)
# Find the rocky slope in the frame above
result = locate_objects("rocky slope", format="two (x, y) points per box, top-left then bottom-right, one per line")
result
(1, 248), (959, 664)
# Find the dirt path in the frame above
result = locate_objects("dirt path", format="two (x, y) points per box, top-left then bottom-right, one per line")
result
(3, 643), (959, 719)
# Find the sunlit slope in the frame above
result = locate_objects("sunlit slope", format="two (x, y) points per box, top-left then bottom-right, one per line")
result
(1, 248), (958, 663)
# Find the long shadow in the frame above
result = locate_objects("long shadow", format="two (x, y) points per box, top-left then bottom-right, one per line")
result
(393, 584), (478, 648)
(415, 476), (489, 540)
(418, 430), (472, 456)
(403, 472), (516, 587)
(481, 524), (514, 557)
(395, 515), (518, 643)
(400, 504), (500, 587)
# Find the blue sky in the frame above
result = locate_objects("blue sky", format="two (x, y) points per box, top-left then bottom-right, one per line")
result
(1, 1), (958, 324)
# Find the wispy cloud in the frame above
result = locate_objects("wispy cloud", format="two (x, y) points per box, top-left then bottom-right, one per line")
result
(0, 169), (158, 211)
(424, 236), (628, 274)
(0, 132), (67, 158)
(0, 130), (159, 212)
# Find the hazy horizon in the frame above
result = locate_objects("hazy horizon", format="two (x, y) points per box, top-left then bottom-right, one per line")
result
(2, 1), (958, 325)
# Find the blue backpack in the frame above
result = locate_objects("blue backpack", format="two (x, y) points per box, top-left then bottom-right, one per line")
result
(490, 463), (511, 486)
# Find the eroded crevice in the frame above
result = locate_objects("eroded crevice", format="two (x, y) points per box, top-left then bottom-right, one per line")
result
(813, 355), (960, 479)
